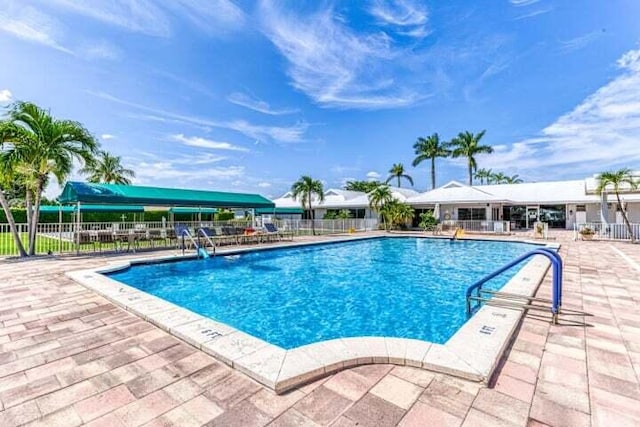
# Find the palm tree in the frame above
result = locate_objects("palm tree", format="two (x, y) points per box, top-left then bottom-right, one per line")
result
(474, 168), (492, 185)
(291, 175), (324, 235)
(1, 101), (98, 255)
(450, 130), (493, 186)
(382, 200), (415, 230)
(80, 150), (135, 184)
(491, 172), (508, 184)
(368, 185), (393, 231)
(504, 174), (523, 184)
(0, 143), (27, 257)
(596, 168), (639, 243)
(385, 163), (413, 188)
(412, 133), (451, 189)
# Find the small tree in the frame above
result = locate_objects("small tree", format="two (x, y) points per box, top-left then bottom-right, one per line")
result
(418, 211), (437, 231)
(336, 209), (352, 219)
(596, 168), (639, 243)
(291, 175), (324, 235)
(368, 185), (393, 231)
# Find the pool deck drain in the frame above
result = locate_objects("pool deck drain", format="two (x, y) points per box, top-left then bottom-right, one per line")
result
(66, 235), (558, 394)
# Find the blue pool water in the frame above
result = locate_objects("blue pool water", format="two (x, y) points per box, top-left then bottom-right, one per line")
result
(108, 237), (537, 349)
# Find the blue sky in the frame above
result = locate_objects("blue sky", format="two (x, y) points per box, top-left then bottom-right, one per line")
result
(1, 0), (640, 199)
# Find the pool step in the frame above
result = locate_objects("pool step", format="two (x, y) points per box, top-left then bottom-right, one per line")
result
(468, 291), (592, 321)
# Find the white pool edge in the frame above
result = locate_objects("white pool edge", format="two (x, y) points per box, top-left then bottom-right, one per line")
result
(66, 236), (559, 394)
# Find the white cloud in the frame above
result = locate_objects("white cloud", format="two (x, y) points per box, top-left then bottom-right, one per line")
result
(172, 134), (250, 152)
(0, 3), (73, 54)
(134, 161), (244, 182)
(89, 91), (309, 143)
(42, 0), (245, 37)
(257, 182), (271, 188)
(259, 1), (428, 109)
(81, 40), (122, 60)
(369, 0), (429, 38)
(513, 7), (553, 20)
(101, 134), (115, 140)
(227, 92), (298, 115)
(0, 89), (13, 103)
(366, 171), (381, 181)
(558, 31), (605, 53)
(482, 48), (640, 176)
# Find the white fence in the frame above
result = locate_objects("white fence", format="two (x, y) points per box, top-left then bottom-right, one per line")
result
(0, 218), (379, 257)
(574, 222), (640, 241)
(441, 220), (511, 234)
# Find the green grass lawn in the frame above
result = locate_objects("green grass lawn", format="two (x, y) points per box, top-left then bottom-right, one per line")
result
(0, 232), (75, 256)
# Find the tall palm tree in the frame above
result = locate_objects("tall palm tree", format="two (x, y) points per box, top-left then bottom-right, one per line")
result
(412, 133), (451, 189)
(1, 101), (98, 255)
(385, 163), (413, 188)
(474, 168), (492, 185)
(291, 175), (324, 235)
(450, 130), (493, 186)
(80, 150), (135, 184)
(368, 185), (393, 231)
(596, 168), (639, 243)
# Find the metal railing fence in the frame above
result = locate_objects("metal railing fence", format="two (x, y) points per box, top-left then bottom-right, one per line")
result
(574, 222), (640, 241)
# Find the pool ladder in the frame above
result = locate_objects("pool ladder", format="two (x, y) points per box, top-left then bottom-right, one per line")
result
(465, 248), (590, 324)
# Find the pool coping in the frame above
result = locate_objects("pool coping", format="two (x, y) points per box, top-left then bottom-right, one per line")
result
(66, 234), (560, 394)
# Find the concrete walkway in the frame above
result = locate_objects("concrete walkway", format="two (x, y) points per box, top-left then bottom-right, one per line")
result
(0, 233), (638, 426)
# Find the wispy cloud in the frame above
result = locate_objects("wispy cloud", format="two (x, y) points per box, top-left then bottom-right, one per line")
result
(227, 92), (298, 115)
(514, 7), (552, 20)
(0, 3), (73, 54)
(172, 134), (250, 152)
(90, 90), (308, 143)
(259, 1), (429, 109)
(80, 40), (122, 60)
(509, 0), (541, 6)
(101, 134), (115, 140)
(368, 0), (430, 38)
(0, 89), (13, 103)
(481, 48), (640, 176)
(558, 31), (605, 53)
(42, 0), (245, 37)
(257, 182), (271, 188)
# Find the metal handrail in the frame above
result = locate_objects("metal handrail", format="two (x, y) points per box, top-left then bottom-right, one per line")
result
(465, 248), (563, 323)
(197, 228), (216, 256)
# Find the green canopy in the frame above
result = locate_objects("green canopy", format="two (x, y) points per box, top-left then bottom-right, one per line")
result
(255, 207), (303, 215)
(58, 182), (274, 209)
(169, 207), (218, 214)
(39, 204), (145, 213)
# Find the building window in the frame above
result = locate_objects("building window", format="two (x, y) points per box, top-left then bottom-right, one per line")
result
(458, 208), (486, 220)
(576, 205), (586, 212)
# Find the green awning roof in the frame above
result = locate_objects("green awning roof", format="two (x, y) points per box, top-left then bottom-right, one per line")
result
(169, 207), (218, 214)
(255, 207), (304, 215)
(58, 182), (275, 209)
(39, 204), (145, 213)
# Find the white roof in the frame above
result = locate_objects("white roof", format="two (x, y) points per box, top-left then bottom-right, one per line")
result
(273, 175), (640, 209)
(407, 182), (510, 205)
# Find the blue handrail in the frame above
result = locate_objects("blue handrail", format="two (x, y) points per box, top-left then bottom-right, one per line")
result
(465, 248), (563, 323)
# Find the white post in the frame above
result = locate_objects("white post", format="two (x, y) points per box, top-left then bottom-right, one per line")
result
(58, 203), (62, 254)
(600, 192), (608, 224)
(75, 201), (81, 254)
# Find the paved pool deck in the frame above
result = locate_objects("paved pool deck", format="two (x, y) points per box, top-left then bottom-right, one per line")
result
(0, 231), (638, 426)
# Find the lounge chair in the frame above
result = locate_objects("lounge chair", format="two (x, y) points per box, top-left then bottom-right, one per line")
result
(263, 223), (294, 241)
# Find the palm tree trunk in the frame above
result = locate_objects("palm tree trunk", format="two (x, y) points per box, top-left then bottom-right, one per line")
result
(0, 189), (27, 257)
(29, 179), (44, 255)
(616, 192), (636, 243)
(468, 161), (473, 186)
(431, 157), (436, 189)
(396, 176), (400, 188)
(25, 190), (33, 239)
(308, 195), (315, 236)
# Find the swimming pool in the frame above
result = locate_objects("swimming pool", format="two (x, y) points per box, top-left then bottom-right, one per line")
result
(108, 237), (538, 349)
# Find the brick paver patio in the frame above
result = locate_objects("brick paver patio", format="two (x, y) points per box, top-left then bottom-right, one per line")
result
(0, 233), (638, 426)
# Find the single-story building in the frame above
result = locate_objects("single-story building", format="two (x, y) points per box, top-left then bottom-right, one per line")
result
(272, 173), (640, 229)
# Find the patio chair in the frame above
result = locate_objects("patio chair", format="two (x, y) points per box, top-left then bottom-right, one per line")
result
(263, 223), (294, 241)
